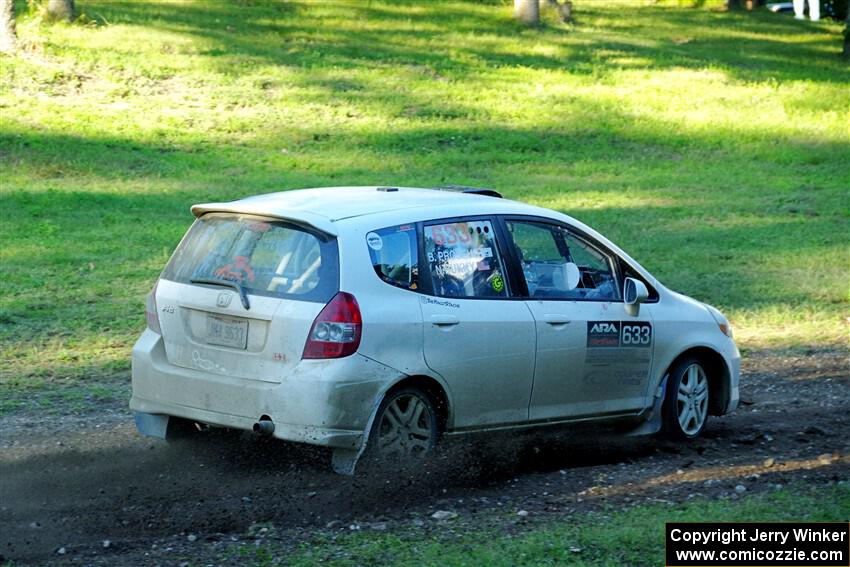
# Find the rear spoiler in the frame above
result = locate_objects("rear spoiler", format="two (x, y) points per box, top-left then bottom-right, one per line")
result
(190, 203), (339, 237)
(431, 185), (503, 198)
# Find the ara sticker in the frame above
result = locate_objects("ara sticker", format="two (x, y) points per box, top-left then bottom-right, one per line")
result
(366, 232), (383, 251)
(491, 274), (505, 293)
(587, 321), (621, 348)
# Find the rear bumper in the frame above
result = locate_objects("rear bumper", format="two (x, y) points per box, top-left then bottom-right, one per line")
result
(130, 329), (400, 450)
(130, 401), (365, 449)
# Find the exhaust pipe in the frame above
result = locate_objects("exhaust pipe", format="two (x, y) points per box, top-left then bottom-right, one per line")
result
(253, 419), (275, 436)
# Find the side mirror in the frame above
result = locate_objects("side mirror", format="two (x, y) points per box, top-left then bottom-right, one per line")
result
(624, 277), (649, 316)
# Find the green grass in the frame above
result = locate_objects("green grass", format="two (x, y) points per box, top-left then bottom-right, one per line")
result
(0, 377), (127, 415)
(229, 483), (850, 566)
(1, 0), (848, 389)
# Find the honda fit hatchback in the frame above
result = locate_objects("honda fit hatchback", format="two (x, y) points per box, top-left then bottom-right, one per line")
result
(131, 186), (740, 474)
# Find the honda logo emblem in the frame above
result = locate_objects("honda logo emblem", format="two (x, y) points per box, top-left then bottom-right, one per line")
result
(216, 292), (233, 307)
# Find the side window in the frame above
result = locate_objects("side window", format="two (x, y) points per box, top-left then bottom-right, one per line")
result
(562, 231), (620, 300)
(506, 220), (620, 301)
(506, 221), (574, 299)
(423, 219), (508, 298)
(367, 224), (419, 290)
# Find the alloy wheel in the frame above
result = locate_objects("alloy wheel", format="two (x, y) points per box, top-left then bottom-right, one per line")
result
(377, 393), (435, 458)
(676, 363), (709, 436)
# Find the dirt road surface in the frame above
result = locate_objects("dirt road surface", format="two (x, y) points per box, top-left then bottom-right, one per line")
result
(1, 349), (848, 565)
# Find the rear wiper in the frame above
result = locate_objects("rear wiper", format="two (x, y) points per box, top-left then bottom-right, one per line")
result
(190, 277), (251, 310)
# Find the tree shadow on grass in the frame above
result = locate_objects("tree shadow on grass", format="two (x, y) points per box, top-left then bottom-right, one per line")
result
(76, 0), (848, 85)
(3, 85), (846, 187)
(1, 127), (845, 315)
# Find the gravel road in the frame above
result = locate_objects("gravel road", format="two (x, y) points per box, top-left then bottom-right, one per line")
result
(1, 349), (847, 565)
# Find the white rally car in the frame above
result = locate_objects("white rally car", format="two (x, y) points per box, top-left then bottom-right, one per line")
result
(131, 186), (740, 474)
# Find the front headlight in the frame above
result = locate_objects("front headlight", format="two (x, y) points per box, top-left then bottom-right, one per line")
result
(704, 303), (733, 338)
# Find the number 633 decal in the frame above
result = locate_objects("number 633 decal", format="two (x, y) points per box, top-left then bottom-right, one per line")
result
(621, 323), (652, 346)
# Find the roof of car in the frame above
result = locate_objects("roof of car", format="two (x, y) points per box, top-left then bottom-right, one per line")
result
(191, 186), (547, 235)
(190, 186), (661, 288)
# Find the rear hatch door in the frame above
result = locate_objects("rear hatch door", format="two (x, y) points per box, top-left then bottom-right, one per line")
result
(155, 213), (339, 383)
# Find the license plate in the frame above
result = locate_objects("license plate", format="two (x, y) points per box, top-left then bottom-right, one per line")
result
(205, 314), (248, 349)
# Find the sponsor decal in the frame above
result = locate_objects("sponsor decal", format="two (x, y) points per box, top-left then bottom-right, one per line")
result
(366, 232), (383, 251)
(420, 296), (460, 309)
(621, 322), (652, 347)
(491, 274), (505, 293)
(587, 321), (621, 348)
(586, 349), (651, 364)
(587, 321), (652, 348)
(583, 368), (645, 386)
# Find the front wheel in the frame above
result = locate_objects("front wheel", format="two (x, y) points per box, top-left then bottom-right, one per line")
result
(368, 388), (440, 462)
(662, 358), (710, 440)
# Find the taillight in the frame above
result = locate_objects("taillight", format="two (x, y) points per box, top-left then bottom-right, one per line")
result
(302, 292), (362, 359)
(145, 280), (162, 334)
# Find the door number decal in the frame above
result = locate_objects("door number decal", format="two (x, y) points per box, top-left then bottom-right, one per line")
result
(587, 321), (652, 348)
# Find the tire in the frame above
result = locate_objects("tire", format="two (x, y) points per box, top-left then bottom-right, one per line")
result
(662, 357), (710, 440)
(367, 387), (440, 463)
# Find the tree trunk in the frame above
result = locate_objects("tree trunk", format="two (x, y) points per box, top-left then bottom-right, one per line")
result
(0, 0), (15, 54)
(539, 0), (572, 22)
(559, 1), (573, 22)
(514, 0), (539, 25)
(46, 0), (75, 22)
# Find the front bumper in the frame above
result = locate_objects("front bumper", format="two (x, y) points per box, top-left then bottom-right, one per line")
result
(130, 329), (400, 450)
(726, 348), (741, 413)
(724, 341), (741, 414)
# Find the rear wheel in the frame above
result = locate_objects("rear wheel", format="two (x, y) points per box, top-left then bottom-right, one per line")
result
(662, 358), (710, 440)
(369, 388), (440, 462)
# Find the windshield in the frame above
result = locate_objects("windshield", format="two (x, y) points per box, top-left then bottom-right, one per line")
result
(161, 213), (339, 303)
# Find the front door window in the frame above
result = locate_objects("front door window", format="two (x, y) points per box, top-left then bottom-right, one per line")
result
(505, 220), (619, 301)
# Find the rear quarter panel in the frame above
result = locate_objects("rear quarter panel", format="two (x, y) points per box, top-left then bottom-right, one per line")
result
(336, 221), (432, 379)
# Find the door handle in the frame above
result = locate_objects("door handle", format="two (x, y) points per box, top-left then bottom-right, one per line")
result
(542, 314), (571, 325)
(430, 314), (459, 326)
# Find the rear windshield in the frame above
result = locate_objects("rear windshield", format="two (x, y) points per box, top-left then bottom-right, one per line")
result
(161, 213), (339, 303)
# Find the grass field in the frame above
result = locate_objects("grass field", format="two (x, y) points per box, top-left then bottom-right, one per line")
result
(0, 0), (848, 390)
(233, 483), (850, 566)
